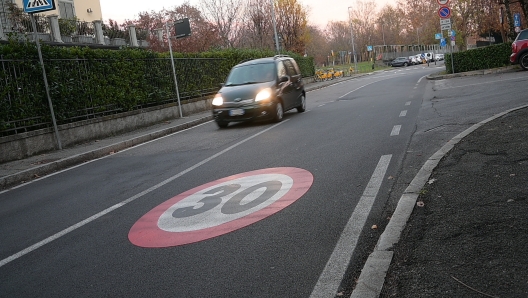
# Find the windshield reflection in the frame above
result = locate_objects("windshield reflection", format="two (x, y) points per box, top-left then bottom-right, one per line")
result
(225, 63), (276, 86)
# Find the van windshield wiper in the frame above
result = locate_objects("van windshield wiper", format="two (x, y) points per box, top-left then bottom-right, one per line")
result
(225, 81), (260, 86)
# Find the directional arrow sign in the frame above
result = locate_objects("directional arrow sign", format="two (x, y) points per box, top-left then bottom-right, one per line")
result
(438, 6), (451, 19)
(23, 0), (56, 13)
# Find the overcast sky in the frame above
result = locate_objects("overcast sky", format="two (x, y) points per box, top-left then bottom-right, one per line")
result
(99, 0), (392, 29)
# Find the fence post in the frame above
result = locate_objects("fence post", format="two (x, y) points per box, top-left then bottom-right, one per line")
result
(0, 22), (6, 40)
(93, 20), (105, 45)
(128, 25), (138, 47)
(47, 15), (63, 43)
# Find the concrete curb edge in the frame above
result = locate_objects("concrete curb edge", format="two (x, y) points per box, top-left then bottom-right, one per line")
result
(426, 65), (521, 80)
(350, 104), (528, 298)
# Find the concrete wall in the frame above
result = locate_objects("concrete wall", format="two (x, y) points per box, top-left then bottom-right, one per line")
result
(0, 97), (213, 164)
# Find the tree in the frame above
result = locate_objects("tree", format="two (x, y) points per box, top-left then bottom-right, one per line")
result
(377, 5), (408, 45)
(237, 0), (274, 50)
(275, 0), (309, 54)
(348, 0), (378, 61)
(304, 25), (330, 66)
(199, 0), (243, 48)
(325, 21), (350, 64)
(125, 2), (221, 53)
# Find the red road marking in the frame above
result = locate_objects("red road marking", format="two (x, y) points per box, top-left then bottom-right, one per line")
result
(129, 167), (313, 247)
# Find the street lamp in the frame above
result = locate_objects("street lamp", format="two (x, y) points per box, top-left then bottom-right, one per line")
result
(347, 7), (358, 73)
(270, 0), (280, 54)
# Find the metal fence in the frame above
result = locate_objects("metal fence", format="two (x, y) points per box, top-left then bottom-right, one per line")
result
(0, 57), (227, 137)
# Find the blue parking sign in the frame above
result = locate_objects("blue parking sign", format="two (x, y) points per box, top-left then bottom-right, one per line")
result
(23, 0), (56, 13)
(440, 38), (447, 47)
(514, 13), (521, 27)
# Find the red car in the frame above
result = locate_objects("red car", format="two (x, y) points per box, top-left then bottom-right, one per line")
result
(510, 28), (528, 70)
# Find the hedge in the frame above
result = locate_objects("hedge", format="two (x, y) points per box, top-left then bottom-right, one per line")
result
(445, 43), (512, 73)
(0, 41), (315, 135)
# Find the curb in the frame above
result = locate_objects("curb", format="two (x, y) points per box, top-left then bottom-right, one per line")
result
(0, 115), (213, 190)
(350, 104), (528, 298)
(305, 73), (372, 92)
(426, 65), (521, 80)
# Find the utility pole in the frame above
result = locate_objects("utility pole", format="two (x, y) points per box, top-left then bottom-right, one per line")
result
(348, 7), (358, 73)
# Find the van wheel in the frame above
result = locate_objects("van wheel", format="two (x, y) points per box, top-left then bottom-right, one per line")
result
(216, 121), (229, 128)
(520, 53), (528, 70)
(273, 101), (284, 122)
(297, 94), (306, 113)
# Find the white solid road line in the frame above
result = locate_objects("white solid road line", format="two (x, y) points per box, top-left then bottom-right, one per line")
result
(310, 154), (392, 298)
(0, 121), (288, 268)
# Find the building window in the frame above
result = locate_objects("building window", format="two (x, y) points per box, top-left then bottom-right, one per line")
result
(58, 0), (76, 19)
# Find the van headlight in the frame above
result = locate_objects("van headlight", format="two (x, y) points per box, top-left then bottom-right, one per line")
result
(212, 94), (223, 106)
(255, 88), (272, 102)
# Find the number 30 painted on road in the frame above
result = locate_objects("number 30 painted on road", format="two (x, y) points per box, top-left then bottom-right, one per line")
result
(129, 167), (313, 247)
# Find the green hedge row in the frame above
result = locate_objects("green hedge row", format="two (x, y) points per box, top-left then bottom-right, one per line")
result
(0, 41), (314, 135)
(445, 43), (512, 73)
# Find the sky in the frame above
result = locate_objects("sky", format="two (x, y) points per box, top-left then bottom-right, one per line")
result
(99, 0), (392, 29)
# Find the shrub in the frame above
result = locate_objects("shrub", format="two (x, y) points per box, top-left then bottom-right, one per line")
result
(445, 43), (512, 73)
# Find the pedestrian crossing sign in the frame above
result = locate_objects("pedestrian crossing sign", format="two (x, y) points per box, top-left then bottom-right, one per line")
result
(23, 0), (56, 14)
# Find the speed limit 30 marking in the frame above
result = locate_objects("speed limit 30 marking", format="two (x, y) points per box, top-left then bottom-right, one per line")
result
(129, 167), (313, 247)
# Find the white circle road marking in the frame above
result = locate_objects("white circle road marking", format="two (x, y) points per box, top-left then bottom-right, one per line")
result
(128, 167), (314, 248)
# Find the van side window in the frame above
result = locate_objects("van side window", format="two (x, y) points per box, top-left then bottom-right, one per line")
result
(277, 62), (287, 78)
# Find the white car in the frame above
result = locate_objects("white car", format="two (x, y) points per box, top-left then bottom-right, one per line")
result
(434, 54), (444, 61)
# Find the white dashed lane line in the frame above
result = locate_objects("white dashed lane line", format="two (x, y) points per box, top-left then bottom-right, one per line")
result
(390, 125), (401, 136)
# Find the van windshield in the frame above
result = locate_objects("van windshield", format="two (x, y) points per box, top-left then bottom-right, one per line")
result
(225, 63), (276, 86)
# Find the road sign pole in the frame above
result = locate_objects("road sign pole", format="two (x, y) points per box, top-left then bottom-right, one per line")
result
(30, 13), (62, 150)
(450, 42), (455, 74)
(165, 22), (183, 118)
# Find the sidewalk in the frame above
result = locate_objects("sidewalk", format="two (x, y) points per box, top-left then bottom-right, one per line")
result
(379, 105), (528, 297)
(0, 73), (370, 190)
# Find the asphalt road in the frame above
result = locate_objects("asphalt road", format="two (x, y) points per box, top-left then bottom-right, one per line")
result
(4, 63), (525, 297)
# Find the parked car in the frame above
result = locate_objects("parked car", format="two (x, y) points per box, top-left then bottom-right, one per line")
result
(434, 54), (444, 61)
(510, 28), (528, 70)
(390, 57), (411, 67)
(212, 55), (306, 128)
(414, 54), (425, 64)
(409, 56), (420, 65)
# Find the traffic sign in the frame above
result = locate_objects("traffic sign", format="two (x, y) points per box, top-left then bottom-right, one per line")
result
(438, 6), (451, 19)
(440, 19), (451, 25)
(23, 0), (56, 13)
(440, 38), (447, 47)
(441, 24), (452, 30)
(367, 45), (373, 52)
(129, 168), (314, 247)
(435, 33), (443, 39)
(514, 13), (521, 27)
(437, 0), (450, 5)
